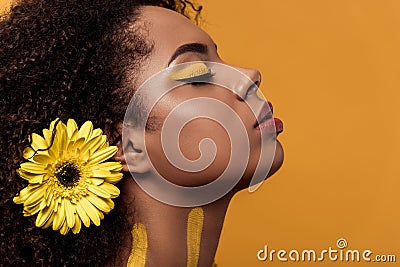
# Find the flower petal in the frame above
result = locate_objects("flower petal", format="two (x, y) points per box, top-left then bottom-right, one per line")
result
(49, 118), (58, 132)
(72, 213), (81, 234)
(33, 154), (52, 165)
(29, 175), (44, 184)
(51, 122), (65, 153)
(42, 209), (55, 229)
(31, 133), (47, 150)
(23, 147), (36, 160)
(96, 162), (123, 172)
(99, 183), (120, 197)
(98, 209), (104, 220)
(103, 197), (115, 210)
(24, 184), (47, 206)
(90, 129), (103, 140)
(57, 122), (68, 152)
(20, 162), (46, 174)
(88, 146), (118, 165)
(100, 140), (110, 149)
(80, 135), (104, 156)
(53, 198), (65, 231)
(75, 202), (90, 228)
(91, 178), (104, 186)
(39, 196), (48, 210)
(78, 121), (93, 140)
(23, 203), (42, 216)
(13, 187), (30, 204)
(54, 198), (60, 212)
(35, 205), (53, 228)
(64, 199), (76, 229)
(80, 148), (90, 162)
(48, 147), (58, 161)
(60, 220), (70, 235)
(73, 137), (86, 150)
(87, 192), (112, 213)
(104, 173), (123, 184)
(67, 119), (78, 139)
(88, 184), (111, 198)
(13, 184), (41, 204)
(80, 197), (100, 226)
(46, 192), (54, 207)
(17, 169), (40, 181)
(91, 169), (111, 178)
(42, 128), (52, 146)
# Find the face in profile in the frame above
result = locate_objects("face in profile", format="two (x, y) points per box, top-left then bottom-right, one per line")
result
(118, 6), (284, 204)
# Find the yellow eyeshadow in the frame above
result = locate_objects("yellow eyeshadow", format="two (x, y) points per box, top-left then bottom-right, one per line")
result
(170, 62), (212, 81)
(187, 207), (204, 267)
(127, 223), (148, 267)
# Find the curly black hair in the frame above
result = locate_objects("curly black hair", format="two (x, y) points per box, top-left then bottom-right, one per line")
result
(0, 0), (202, 265)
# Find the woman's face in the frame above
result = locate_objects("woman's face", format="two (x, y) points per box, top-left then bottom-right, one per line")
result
(121, 6), (284, 192)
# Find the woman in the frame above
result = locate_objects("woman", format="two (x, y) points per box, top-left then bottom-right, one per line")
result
(0, 0), (284, 266)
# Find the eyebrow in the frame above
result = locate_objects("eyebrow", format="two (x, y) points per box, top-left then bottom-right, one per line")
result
(168, 43), (209, 66)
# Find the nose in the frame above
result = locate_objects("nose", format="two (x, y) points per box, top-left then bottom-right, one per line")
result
(233, 66), (262, 100)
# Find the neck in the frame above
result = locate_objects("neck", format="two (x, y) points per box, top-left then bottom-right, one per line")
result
(115, 177), (233, 267)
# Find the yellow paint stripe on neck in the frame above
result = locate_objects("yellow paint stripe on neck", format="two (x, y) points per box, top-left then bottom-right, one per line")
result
(187, 207), (204, 267)
(127, 223), (148, 267)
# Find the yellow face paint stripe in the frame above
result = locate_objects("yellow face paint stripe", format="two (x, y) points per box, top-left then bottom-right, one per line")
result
(127, 223), (148, 267)
(187, 207), (204, 267)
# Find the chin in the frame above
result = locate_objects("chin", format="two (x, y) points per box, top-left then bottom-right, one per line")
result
(233, 139), (284, 191)
(266, 139), (284, 178)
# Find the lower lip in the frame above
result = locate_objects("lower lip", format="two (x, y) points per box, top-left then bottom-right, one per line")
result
(256, 117), (284, 134)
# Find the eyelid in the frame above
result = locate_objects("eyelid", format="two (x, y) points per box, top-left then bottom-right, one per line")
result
(169, 62), (214, 82)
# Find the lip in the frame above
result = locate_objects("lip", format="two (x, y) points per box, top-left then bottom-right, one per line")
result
(254, 101), (284, 135)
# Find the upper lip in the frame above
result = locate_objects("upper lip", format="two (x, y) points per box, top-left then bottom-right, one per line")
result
(254, 101), (274, 128)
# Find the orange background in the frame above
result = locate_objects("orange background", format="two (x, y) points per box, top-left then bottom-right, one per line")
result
(2, 0), (400, 266)
(201, 1), (400, 266)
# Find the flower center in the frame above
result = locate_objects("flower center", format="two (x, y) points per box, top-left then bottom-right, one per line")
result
(55, 161), (81, 187)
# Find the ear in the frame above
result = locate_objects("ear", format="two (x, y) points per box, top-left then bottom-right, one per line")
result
(113, 123), (151, 174)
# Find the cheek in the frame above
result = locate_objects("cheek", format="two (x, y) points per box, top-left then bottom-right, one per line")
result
(143, 85), (238, 186)
(145, 118), (232, 187)
(141, 85), (281, 190)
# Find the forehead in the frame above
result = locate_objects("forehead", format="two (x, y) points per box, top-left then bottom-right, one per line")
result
(139, 6), (214, 64)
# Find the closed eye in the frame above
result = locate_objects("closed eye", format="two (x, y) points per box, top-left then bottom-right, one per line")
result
(184, 72), (215, 86)
(170, 62), (214, 83)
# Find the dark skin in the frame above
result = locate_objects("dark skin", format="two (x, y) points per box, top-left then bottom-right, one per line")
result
(113, 6), (284, 266)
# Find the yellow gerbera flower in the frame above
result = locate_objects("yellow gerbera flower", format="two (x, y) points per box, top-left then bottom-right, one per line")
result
(13, 118), (123, 235)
